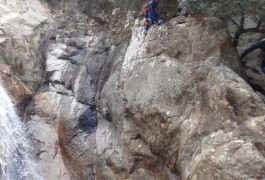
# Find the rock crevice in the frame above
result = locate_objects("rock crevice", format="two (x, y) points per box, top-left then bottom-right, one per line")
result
(1, 1), (265, 179)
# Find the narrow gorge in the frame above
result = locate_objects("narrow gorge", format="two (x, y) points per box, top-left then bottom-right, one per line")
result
(0, 0), (265, 180)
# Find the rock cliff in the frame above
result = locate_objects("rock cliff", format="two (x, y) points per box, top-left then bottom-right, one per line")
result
(101, 17), (265, 179)
(1, 0), (265, 180)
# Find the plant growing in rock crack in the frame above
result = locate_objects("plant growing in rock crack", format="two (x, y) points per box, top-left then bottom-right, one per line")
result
(1, 56), (23, 76)
(80, 0), (109, 21)
(113, 0), (143, 10)
(3, 57), (18, 75)
(0, 56), (4, 64)
(180, 0), (206, 18)
(112, 39), (122, 46)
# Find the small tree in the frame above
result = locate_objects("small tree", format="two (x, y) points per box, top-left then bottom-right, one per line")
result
(210, 0), (265, 47)
(183, 0), (265, 47)
(183, 0), (206, 18)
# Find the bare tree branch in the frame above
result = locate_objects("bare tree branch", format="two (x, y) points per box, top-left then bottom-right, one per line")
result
(241, 28), (265, 33)
(239, 14), (245, 28)
(229, 17), (240, 27)
(255, 19), (263, 29)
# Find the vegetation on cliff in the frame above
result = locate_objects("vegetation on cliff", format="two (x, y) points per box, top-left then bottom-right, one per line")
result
(184, 0), (265, 46)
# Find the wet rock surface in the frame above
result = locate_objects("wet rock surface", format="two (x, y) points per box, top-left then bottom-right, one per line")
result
(1, 0), (265, 180)
(22, 3), (133, 179)
(0, 64), (32, 116)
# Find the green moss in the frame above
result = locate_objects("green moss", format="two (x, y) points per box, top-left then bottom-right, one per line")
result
(112, 39), (122, 46)
(4, 57), (18, 75)
(0, 56), (4, 64)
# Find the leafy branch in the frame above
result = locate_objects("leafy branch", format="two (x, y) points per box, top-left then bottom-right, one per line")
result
(210, 0), (265, 47)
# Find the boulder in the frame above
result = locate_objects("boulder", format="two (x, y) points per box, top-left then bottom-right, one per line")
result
(2, 0), (265, 179)
(101, 17), (265, 179)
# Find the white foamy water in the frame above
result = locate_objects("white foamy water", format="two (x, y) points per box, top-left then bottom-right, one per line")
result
(0, 81), (43, 180)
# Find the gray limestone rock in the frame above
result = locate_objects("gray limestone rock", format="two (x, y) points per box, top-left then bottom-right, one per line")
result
(2, 0), (265, 179)
(101, 17), (265, 179)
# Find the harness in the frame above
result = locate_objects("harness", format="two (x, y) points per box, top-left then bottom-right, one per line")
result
(144, 0), (150, 12)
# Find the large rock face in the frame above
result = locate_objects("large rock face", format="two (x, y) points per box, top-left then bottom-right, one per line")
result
(0, 0), (49, 91)
(100, 17), (265, 179)
(1, 0), (265, 179)
(23, 3), (132, 179)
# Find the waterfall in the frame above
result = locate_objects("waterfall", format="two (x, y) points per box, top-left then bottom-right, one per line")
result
(0, 81), (42, 180)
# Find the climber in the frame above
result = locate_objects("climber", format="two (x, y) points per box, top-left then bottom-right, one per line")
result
(239, 38), (265, 73)
(144, 0), (163, 33)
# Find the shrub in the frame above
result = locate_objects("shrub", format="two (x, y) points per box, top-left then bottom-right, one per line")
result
(113, 0), (144, 10)
(183, 0), (265, 47)
(210, 0), (265, 46)
(182, 0), (206, 18)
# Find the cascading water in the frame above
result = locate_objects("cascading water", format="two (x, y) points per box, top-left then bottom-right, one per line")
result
(0, 81), (42, 180)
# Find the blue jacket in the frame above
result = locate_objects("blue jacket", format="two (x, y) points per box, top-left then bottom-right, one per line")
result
(148, 0), (159, 21)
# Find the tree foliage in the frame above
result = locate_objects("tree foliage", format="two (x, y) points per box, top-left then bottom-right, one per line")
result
(180, 0), (205, 18)
(113, 0), (143, 10)
(184, 0), (265, 46)
(211, 0), (265, 20)
(210, 0), (265, 46)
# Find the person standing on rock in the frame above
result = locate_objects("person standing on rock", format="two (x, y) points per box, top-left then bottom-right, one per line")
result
(144, 0), (163, 33)
(240, 38), (265, 73)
